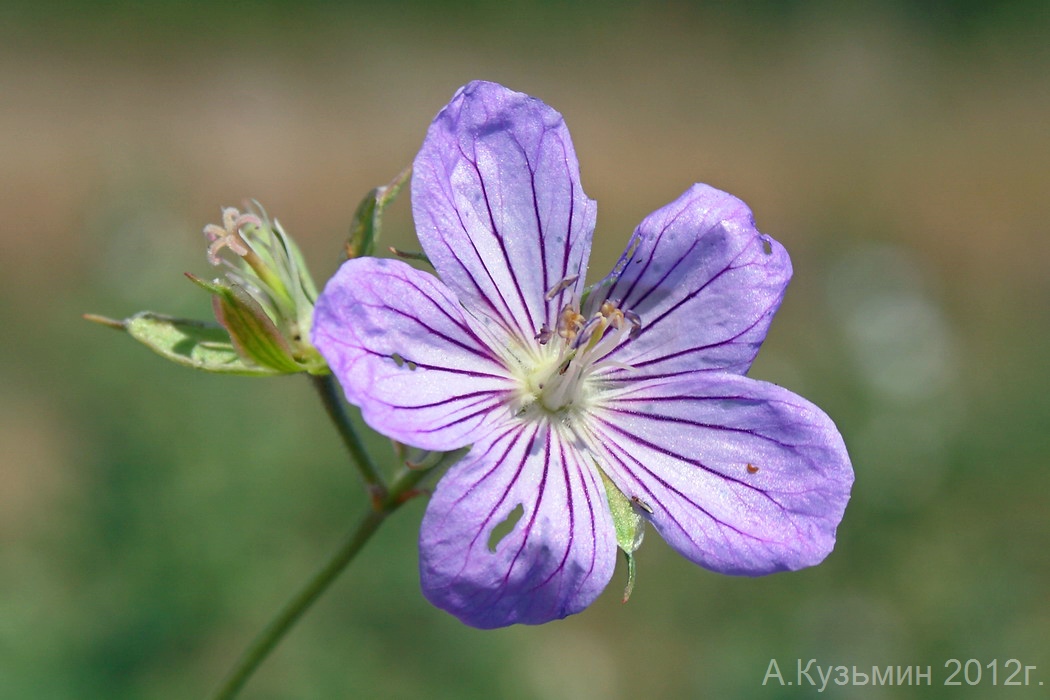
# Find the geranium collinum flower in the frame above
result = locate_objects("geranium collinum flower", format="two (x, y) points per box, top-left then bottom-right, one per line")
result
(313, 81), (853, 628)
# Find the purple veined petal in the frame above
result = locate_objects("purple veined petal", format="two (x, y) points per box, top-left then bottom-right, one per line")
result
(312, 257), (517, 451)
(592, 184), (791, 380)
(412, 81), (597, 345)
(419, 420), (617, 628)
(588, 373), (853, 575)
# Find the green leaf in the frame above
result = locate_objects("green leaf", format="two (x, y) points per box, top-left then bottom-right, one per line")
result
(84, 312), (281, 375)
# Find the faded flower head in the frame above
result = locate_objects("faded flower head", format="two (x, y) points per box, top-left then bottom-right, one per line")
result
(199, 204), (325, 374)
(313, 81), (853, 628)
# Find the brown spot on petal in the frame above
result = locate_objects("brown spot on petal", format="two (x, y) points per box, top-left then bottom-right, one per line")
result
(746, 463), (759, 474)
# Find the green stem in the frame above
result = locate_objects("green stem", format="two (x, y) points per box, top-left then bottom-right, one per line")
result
(208, 465), (433, 700)
(311, 373), (386, 498)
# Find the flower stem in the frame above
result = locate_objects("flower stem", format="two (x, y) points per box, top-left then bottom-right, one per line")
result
(208, 465), (433, 700)
(311, 373), (387, 500)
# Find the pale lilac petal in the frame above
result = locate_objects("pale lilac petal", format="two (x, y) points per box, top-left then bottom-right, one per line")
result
(419, 421), (617, 628)
(312, 257), (515, 451)
(412, 80), (597, 344)
(593, 184), (791, 380)
(589, 373), (852, 574)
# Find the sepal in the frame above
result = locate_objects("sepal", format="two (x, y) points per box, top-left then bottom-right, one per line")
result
(598, 466), (647, 602)
(345, 166), (411, 259)
(83, 312), (282, 375)
(185, 274), (305, 374)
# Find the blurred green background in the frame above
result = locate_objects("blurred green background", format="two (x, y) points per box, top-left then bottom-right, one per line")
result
(2, 1), (1048, 697)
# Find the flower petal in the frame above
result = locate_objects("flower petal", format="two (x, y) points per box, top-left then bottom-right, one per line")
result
(312, 257), (515, 451)
(593, 184), (791, 379)
(590, 373), (853, 574)
(412, 81), (597, 345)
(419, 421), (617, 628)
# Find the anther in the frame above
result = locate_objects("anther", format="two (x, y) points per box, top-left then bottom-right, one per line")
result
(624, 310), (642, 338)
(545, 274), (579, 301)
(557, 306), (585, 341)
(600, 300), (626, 330)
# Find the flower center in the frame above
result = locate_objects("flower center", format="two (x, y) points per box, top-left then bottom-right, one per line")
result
(514, 292), (640, 419)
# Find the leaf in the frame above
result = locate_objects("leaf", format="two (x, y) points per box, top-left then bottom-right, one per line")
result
(84, 312), (281, 376)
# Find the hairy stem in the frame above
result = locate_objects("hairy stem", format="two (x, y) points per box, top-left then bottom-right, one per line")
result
(311, 372), (387, 500)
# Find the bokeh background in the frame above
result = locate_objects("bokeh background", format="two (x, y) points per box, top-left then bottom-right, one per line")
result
(3, 1), (1048, 697)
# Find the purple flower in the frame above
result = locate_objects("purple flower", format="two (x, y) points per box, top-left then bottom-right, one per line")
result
(313, 81), (853, 628)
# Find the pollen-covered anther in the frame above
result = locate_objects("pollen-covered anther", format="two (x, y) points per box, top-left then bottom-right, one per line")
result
(557, 305), (585, 342)
(569, 299), (639, 357)
(600, 300), (625, 329)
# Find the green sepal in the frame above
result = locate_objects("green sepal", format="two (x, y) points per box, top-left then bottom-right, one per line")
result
(84, 312), (281, 375)
(346, 189), (378, 259)
(246, 201), (320, 303)
(598, 466), (647, 603)
(346, 165), (411, 259)
(186, 274), (303, 374)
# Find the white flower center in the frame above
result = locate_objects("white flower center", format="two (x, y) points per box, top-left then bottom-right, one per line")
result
(513, 292), (640, 420)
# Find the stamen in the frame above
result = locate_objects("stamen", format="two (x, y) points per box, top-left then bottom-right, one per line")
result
(600, 300), (625, 329)
(518, 297), (642, 416)
(557, 306), (585, 342)
(545, 274), (579, 301)
(624, 310), (642, 339)
(573, 313), (607, 350)
(587, 317), (632, 361)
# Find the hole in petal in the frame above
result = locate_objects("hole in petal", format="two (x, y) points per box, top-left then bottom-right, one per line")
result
(761, 237), (773, 255)
(487, 503), (524, 552)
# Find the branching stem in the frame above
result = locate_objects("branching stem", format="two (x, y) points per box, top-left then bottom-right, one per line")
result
(208, 465), (435, 700)
(209, 374), (455, 699)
